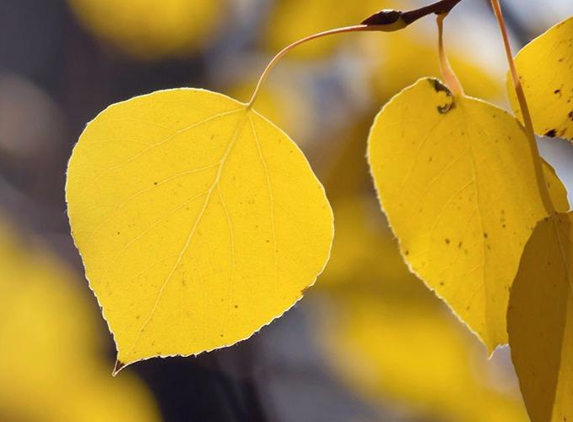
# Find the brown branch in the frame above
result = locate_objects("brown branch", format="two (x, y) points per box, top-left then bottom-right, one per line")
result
(362, 0), (463, 26)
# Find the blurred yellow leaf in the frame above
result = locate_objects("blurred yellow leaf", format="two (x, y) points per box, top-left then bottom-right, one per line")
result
(317, 195), (527, 422)
(68, 0), (224, 59)
(66, 89), (334, 368)
(322, 293), (529, 422)
(320, 197), (423, 292)
(263, 0), (403, 58)
(510, 17), (573, 140)
(367, 77), (568, 351)
(508, 212), (573, 422)
(0, 217), (160, 422)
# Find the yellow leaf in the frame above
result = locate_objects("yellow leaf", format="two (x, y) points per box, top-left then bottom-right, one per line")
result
(0, 217), (160, 422)
(508, 212), (573, 422)
(367, 77), (568, 351)
(66, 89), (334, 368)
(509, 16), (573, 140)
(67, 0), (224, 59)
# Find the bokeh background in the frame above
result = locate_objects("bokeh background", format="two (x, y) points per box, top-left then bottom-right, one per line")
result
(1, 0), (572, 421)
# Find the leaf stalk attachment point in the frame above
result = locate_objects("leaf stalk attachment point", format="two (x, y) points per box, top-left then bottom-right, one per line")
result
(246, 25), (371, 109)
(490, 0), (555, 214)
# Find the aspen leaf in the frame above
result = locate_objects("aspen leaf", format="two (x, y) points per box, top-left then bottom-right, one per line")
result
(509, 16), (573, 141)
(66, 89), (334, 369)
(0, 218), (160, 422)
(508, 212), (573, 422)
(367, 77), (568, 351)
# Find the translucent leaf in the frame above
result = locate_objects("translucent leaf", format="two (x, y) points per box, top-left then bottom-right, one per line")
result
(509, 16), (573, 140)
(66, 89), (334, 368)
(367, 77), (568, 351)
(0, 217), (160, 422)
(508, 212), (573, 422)
(67, 0), (224, 59)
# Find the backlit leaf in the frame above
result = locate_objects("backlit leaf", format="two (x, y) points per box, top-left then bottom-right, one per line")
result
(0, 217), (160, 422)
(509, 16), (573, 141)
(367, 77), (568, 351)
(66, 89), (334, 368)
(508, 212), (573, 422)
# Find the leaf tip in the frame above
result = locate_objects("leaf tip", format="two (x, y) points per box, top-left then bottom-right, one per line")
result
(112, 360), (126, 376)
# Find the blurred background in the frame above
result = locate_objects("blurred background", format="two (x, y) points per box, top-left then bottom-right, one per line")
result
(0, 0), (572, 421)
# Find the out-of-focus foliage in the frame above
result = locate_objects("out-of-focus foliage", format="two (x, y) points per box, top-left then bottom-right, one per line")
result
(263, 0), (403, 58)
(67, 0), (225, 59)
(509, 16), (573, 141)
(508, 212), (573, 422)
(66, 89), (334, 367)
(0, 215), (161, 422)
(317, 196), (529, 422)
(364, 31), (503, 101)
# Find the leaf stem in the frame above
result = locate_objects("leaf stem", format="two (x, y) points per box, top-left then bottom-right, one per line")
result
(490, 0), (555, 214)
(436, 13), (464, 97)
(246, 25), (371, 109)
(247, 0), (467, 110)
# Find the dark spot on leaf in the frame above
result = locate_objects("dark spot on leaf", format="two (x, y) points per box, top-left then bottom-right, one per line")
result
(429, 78), (451, 94)
(438, 102), (455, 114)
(554, 89), (562, 95)
(545, 129), (558, 138)
(483, 232), (488, 239)
(405, 250), (409, 256)
(445, 238), (450, 245)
